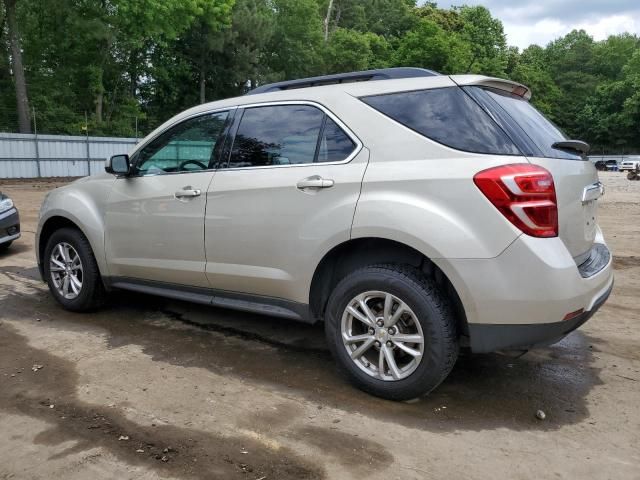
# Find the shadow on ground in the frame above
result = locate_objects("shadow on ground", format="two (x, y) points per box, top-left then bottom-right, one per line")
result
(0, 324), (324, 480)
(1, 265), (604, 434)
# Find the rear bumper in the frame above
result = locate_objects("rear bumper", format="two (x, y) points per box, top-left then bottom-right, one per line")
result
(0, 208), (20, 244)
(436, 228), (614, 353)
(468, 280), (613, 352)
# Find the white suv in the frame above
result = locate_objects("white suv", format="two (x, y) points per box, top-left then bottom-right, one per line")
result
(36, 68), (613, 400)
(620, 158), (640, 172)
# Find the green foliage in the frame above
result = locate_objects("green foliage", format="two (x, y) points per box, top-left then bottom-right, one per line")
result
(458, 5), (507, 75)
(0, 0), (638, 151)
(267, 0), (324, 79)
(324, 28), (390, 72)
(394, 19), (470, 73)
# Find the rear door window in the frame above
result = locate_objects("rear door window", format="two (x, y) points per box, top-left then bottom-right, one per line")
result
(227, 105), (356, 168)
(317, 118), (357, 163)
(361, 87), (521, 156)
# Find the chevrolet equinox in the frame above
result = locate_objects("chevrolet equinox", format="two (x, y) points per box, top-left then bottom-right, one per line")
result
(36, 68), (613, 400)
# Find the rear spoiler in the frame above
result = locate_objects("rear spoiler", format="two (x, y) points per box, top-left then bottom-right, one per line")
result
(450, 75), (532, 100)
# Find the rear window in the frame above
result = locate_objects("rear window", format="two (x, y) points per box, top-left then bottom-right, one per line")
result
(465, 87), (582, 160)
(360, 87), (521, 156)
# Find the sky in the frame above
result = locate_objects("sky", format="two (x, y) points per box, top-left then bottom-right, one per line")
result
(436, 0), (640, 50)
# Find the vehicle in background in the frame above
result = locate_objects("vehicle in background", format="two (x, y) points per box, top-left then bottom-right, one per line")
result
(594, 161), (609, 171)
(0, 192), (20, 251)
(620, 158), (640, 172)
(593, 159), (619, 171)
(36, 68), (613, 400)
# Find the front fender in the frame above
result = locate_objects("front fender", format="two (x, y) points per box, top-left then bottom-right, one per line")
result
(37, 176), (115, 277)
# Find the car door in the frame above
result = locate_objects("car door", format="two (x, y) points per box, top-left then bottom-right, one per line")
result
(204, 102), (368, 304)
(105, 110), (232, 288)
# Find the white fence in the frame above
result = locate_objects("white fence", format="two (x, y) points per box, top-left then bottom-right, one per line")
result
(589, 155), (640, 164)
(0, 132), (138, 178)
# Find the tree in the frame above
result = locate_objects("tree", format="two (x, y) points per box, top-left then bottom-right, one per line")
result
(3, 0), (30, 132)
(394, 18), (470, 74)
(458, 5), (507, 76)
(267, 0), (324, 80)
(509, 45), (561, 118)
(0, 0), (639, 154)
(320, 0), (416, 40)
(324, 28), (390, 73)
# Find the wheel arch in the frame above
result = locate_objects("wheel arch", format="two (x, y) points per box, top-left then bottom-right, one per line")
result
(37, 214), (104, 279)
(309, 237), (468, 336)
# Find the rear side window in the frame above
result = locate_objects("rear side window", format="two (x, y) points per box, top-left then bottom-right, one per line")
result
(361, 87), (521, 156)
(228, 105), (356, 168)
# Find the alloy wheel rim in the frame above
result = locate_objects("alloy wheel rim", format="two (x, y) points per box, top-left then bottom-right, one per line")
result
(49, 242), (83, 300)
(341, 291), (425, 381)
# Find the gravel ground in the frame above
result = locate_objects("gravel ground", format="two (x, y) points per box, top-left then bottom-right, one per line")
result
(0, 171), (638, 480)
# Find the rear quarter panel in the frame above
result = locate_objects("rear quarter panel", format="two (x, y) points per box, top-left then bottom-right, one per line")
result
(347, 99), (525, 260)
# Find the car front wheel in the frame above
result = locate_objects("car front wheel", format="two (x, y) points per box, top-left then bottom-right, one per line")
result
(44, 227), (105, 311)
(325, 264), (458, 401)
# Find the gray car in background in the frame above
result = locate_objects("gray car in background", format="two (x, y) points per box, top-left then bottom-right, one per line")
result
(0, 191), (20, 251)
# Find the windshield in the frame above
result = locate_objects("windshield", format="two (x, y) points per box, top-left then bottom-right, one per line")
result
(465, 87), (583, 160)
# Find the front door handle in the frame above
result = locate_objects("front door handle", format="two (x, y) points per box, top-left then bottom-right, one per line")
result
(175, 188), (201, 199)
(296, 176), (335, 190)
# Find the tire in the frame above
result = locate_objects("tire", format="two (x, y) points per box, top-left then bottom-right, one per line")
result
(43, 227), (106, 312)
(0, 241), (12, 252)
(325, 264), (458, 401)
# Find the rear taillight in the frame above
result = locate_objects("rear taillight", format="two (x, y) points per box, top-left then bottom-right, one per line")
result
(473, 164), (558, 238)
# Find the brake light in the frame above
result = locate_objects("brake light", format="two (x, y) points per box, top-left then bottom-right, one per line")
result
(473, 164), (558, 238)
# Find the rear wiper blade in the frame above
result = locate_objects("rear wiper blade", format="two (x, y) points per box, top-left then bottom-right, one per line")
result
(552, 140), (590, 155)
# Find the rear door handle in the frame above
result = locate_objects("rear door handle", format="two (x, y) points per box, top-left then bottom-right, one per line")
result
(175, 188), (201, 199)
(296, 176), (334, 190)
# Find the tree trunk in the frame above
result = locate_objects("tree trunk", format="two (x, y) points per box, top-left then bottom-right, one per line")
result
(323, 0), (334, 42)
(5, 0), (31, 133)
(94, 67), (104, 123)
(129, 69), (137, 97)
(466, 54), (477, 73)
(199, 66), (206, 104)
(129, 50), (138, 98)
(95, 89), (103, 123)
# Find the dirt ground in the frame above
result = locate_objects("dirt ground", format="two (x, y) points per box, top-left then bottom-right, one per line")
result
(0, 171), (638, 480)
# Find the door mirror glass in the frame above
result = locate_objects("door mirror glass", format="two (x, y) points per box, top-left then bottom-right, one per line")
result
(106, 154), (130, 175)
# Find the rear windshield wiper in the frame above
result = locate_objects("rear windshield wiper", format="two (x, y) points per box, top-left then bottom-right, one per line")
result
(552, 140), (590, 155)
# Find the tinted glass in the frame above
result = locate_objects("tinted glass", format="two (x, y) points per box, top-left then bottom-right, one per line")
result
(469, 87), (582, 160)
(361, 87), (520, 155)
(317, 118), (356, 163)
(229, 105), (324, 168)
(135, 111), (229, 175)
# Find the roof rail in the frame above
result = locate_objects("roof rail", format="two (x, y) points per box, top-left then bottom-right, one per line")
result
(246, 67), (440, 95)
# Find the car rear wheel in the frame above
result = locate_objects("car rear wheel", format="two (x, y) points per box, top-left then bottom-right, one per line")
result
(325, 264), (458, 401)
(44, 227), (106, 311)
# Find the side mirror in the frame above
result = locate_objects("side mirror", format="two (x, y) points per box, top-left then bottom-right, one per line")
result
(106, 154), (130, 175)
